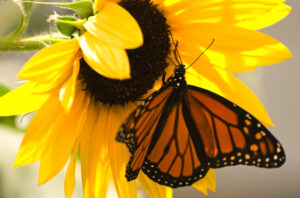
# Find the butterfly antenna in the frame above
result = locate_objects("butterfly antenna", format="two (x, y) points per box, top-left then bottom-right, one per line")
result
(185, 38), (215, 70)
(175, 41), (183, 65)
(167, 57), (177, 67)
(169, 32), (183, 65)
(173, 41), (182, 65)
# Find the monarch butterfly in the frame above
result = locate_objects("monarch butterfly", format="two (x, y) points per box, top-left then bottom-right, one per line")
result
(116, 39), (285, 188)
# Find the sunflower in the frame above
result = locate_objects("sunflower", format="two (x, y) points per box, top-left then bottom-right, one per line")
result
(0, 0), (292, 197)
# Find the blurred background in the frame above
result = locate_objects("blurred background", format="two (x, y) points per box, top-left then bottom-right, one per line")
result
(0, 0), (299, 197)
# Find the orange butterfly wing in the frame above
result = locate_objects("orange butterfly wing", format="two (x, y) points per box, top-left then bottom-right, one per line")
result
(185, 86), (285, 168)
(117, 87), (213, 187)
(116, 84), (285, 188)
(117, 87), (173, 179)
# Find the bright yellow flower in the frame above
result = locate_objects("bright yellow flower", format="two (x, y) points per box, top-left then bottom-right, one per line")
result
(0, 0), (292, 197)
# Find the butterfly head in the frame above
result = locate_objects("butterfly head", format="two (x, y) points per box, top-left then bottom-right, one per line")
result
(174, 64), (186, 74)
(165, 64), (187, 90)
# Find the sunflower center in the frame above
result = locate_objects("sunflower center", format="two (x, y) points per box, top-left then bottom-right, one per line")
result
(79, 0), (170, 105)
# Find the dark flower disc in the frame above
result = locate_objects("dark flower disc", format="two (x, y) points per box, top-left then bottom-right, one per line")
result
(79, 0), (170, 105)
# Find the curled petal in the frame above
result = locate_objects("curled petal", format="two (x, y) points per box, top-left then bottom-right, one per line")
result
(80, 32), (131, 80)
(85, 2), (143, 49)
(96, 0), (120, 12)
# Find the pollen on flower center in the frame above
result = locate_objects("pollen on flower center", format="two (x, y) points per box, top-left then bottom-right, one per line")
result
(79, 0), (170, 105)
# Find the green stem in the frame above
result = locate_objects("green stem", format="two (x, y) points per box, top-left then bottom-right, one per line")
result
(5, 0), (34, 39)
(0, 39), (48, 51)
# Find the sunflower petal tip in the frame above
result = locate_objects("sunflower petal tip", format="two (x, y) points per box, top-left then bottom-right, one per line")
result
(17, 70), (28, 80)
(12, 157), (27, 167)
(287, 50), (294, 58)
(134, 28), (144, 48)
(136, 35), (144, 48)
(38, 177), (47, 186)
(38, 182), (43, 187)
(12, 161), (20, 167)
(122, 73), (131, 80)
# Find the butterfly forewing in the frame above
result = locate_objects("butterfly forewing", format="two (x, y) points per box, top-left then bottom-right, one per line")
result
(117, 87), (172, 152)
(116, 87), (173, 179)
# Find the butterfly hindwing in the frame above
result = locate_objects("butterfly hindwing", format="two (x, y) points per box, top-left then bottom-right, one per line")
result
(185, 85), (285, 168)
(142, 100), (209, 187)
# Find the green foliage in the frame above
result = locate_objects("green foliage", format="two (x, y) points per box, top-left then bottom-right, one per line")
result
(0, 0), (94, 51)
(5, 0), (34, 39)
(0, 0), (37, 50)
(58, 0), (93, 19)
(56, 16), (77, 37)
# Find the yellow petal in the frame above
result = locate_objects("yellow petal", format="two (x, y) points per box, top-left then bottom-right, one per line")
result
(59, 56), (80, 112)
(107, 104), (138, 198)
(64, 140), (79, 198)
(80, 32), (131, 80)
(85, 2), (143, 49)
(167, 0), (290, 30)
(186, 65), (274, 126)
(175, 23), (292, 73)
(236, 3), (291, 30)
(192, 169), (216, 195)
(138, 172), (173, 198)
(38, 90), (89, 185)
(96, 0), (120, 12)
(0, 82), (49, 116)
(18, 39), (79, 83)
(13, 92), (63, 167)
(95, 0), (106, 11)
(80, 103), (111, 198)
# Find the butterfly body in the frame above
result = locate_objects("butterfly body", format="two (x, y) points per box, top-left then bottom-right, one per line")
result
(117, 57), (285, 188)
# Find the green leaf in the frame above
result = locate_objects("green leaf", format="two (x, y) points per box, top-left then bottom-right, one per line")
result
(5, 0), (34, 39)
(0, 84), (17, 129)
(58, 0), (93, 19)
(56, 16), (77, 37)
